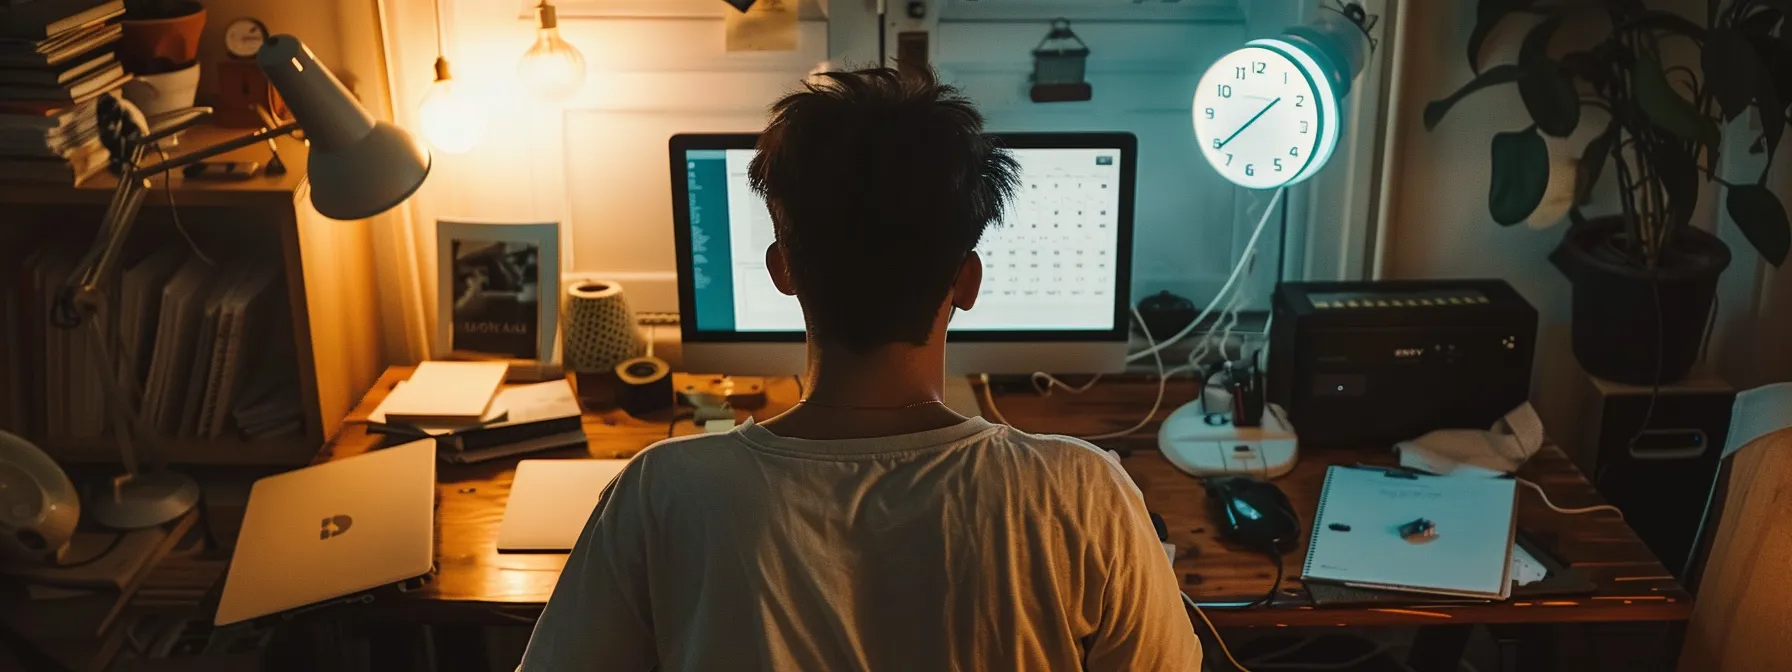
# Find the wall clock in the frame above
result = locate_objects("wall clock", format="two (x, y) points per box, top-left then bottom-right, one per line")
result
(1191, 37), (1342, 190)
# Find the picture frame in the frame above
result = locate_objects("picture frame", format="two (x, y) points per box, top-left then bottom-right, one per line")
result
(435, 220), (560, 372)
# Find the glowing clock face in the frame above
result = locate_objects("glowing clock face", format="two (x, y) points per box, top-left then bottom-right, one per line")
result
(224, 18), (269, 59)
(1192, 39), (1340, 189)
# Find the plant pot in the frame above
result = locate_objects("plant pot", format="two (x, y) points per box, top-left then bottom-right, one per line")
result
(121, 62), (200, 117)
(1550, 217), (1731, 385)
(118, 2), (205, 75)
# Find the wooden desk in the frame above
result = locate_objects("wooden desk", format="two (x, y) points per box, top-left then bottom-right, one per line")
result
(318, 367), (1691, 631)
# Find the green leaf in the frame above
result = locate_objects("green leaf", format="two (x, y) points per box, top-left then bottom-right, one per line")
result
(1615, 11), (1709, 41)
(1727, 184), (1792, 266)
(1426, 64), (1524, 131)
(1560, 50), (1609, 87)
(1652, 139), (1700, 230)
(1634, 54), (1720, 146)
(1743, 1), (1792, 28)
(1739, 5), (1784, 37)
(1756, 58), (1784, 157)
(1469, 0), (1536, 72)
(1489, 129), (1551, 226)
(1704, 28), (1761, 121)
(1575, 123), (1618, 205)
(1518, 16), (1579, 137)
(1747, 30), (1791, 153)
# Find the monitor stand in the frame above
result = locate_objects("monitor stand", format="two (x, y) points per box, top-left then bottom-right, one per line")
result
(943, 376), (983, 420)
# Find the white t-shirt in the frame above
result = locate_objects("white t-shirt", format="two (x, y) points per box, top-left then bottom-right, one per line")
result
(518, 417), (1202, 671)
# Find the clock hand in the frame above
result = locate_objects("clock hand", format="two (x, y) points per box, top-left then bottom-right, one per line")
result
(1216, 97), (1281, 150)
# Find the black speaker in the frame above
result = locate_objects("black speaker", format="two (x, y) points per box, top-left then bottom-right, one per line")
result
(1564, 369), (1734, 581)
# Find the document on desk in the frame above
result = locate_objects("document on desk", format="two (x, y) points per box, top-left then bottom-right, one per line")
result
(1302, 465), (1517, 600)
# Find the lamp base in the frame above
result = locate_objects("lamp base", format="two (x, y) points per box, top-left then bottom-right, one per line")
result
(88, 470), (201, 530)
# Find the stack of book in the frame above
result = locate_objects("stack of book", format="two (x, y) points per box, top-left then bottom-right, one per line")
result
(0, 242), (305, 449)
(0, 0), (128, 184)
(368, 362), (588, 463)
(132, 252), (300, 440)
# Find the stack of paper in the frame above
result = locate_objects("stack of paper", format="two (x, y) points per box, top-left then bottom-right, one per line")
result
(374, 361), (510, 427)
(370, 378), (586, 463)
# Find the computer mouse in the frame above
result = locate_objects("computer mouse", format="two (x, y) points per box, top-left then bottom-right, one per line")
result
(1204, 476), (1300, 553)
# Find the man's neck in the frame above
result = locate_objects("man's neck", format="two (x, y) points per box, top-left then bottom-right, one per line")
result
(756, 340), (969, 440)
(801, 342), (944, 407)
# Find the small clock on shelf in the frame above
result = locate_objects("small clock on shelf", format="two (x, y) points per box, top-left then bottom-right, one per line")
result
(214, 17), (287, 128)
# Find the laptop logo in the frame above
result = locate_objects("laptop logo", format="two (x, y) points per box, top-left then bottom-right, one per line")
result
(319, 515), (353, 540)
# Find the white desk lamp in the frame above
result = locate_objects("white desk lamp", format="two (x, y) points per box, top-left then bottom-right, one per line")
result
(1159, 7), (1372, 478)
(51, 35), (431, 529)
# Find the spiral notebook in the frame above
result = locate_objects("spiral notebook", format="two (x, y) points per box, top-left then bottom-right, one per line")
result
(1301, 465), (1518, 600)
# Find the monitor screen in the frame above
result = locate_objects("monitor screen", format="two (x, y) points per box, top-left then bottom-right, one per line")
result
(673, 134), (1133, 342)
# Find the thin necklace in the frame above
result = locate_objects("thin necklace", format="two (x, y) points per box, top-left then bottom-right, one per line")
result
(796, 398), (944, 411)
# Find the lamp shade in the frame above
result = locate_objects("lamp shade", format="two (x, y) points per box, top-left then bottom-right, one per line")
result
(257, 35), (430, 220)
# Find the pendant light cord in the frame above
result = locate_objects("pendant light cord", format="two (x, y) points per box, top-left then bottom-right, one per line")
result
(432, 0), (447, 58)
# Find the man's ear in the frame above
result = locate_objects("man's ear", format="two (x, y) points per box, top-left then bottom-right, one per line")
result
(951, 252), (982, 311)
(766, 243), (797, 296)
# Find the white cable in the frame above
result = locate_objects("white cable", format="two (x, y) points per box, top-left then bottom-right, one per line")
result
(154, 147), (218, 266)
(1031, 372), (1102, 396)
(1216, 282), (1250, 362)
(1080, 303), (1167, 440)
(1518, 478), (1624, 518)
(1025, 187), (1280, 398)
(1183, 592), (1255, 672)
(1128, 187), (1284, 363)
(1243, 637), (1322, 666)
(982, 304), (1168, 441)
(979, 376), (1013, 426)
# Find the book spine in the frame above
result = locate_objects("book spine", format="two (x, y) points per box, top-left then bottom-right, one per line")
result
(452, 415), (583, 452)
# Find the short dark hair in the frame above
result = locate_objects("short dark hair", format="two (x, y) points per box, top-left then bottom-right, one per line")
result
(749, 68), (1019, 350)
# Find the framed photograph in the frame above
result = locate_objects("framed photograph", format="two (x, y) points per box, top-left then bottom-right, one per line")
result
(436, 221), (560, 368)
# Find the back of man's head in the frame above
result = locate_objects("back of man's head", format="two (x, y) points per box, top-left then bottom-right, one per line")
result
(750, 68), (1018, 352)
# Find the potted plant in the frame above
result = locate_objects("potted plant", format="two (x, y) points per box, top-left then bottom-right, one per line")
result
(117, 0), (205, 116)
(117, 0), (205, 75)
(1426, 0), (1791, 385)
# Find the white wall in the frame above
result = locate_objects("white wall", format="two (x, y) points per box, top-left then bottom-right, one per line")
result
(375, 0), (1343, 333)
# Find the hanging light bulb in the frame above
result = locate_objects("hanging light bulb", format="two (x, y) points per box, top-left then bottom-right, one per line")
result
(517, 1), (586, 103)
(418, 56), (486, 154)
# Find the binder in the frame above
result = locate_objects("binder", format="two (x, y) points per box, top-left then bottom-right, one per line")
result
(1301, 465), (1518, 600)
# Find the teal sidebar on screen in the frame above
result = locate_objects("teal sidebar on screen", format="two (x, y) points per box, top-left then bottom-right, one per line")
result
(686, 150), (736, 331)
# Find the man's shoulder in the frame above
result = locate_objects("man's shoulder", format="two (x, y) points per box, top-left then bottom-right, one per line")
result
(630, 431), (748, 465)
(987, 426), (1131, 480)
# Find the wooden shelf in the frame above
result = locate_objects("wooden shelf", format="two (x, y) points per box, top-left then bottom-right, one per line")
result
(0, 124), (310, 208)
(39, 435), (316, 467)
(4, 120), (383, 468)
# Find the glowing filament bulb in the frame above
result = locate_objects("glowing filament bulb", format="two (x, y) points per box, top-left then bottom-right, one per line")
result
(517, 1), (586, 103)
(418, 57), (487, 154)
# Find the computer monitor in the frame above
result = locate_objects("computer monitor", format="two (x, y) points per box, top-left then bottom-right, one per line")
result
(670, 132), (1136, 375)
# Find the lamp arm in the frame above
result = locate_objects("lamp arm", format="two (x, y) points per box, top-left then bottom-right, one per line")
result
(136, 121), (301, 177)
(53, 121), (303, 330)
